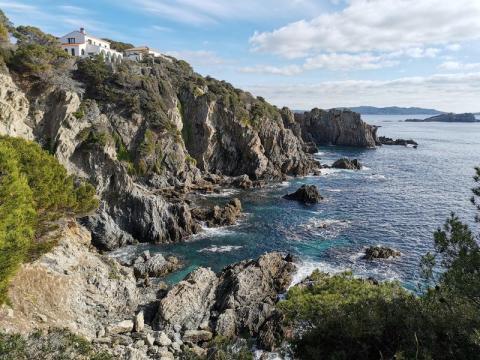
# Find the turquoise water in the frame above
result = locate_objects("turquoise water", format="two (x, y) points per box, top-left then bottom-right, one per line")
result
(113, 115), (480, 289)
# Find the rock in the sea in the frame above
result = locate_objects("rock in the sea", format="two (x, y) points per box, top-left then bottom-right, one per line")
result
(157, 267), (219, 330)
(192, 198), (243, 227)
(378, 136), (418, 147)
(331, 158), (362, 170)
(231, 174), (253, 189)
(406, 113), (477, 123)
(292, 109), (378, 148)
(283, 185), (323, 204)
(364, 246), (401, 260)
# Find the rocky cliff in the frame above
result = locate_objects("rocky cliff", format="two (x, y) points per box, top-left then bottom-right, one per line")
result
(292, 108), (379, 147)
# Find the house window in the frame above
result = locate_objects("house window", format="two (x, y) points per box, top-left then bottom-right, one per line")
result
(64, 48), (68, 53)
(81, 49), (85, 56)
(71, 48), (75, 56)
(67, 38), (76, 44)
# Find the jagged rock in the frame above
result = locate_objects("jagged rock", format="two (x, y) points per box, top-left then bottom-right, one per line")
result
(189, 344), (207, 358)
(215, 308), (236, 339)
(231, 174), (253, 189)
(378, 136), (418, 146)
(0, 221), (139, 339)
(107, 320), (134, 335)
(134, 311), (144, 332)
(133, 254), (181, 279)
(182, 329), (213, 343)
(158, 267), (219, 330)
(192, 198), (243, 227)
(145, 333), (155, 347)
(364, 246), (401, 260)
(283, 185), (323, 204)
(331, 158), (362, 170)
(293, 109), (378, 148)
(214, 252), (296, 334)
(155, 332), (172, 347)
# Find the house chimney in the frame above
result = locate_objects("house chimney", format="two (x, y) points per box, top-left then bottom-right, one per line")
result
(80, 27), (85, 34)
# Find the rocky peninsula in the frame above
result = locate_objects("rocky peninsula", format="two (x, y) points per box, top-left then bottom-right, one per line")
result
(406, 113), (478, 123)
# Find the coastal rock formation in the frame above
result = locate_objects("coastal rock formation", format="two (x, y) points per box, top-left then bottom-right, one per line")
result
(283, 185), (323, 204)
(156, 253), (296, 347)
(364, 246), (401, 260)
(191, 198), (243, 227)
(0, 221), (139, 339)
(406, 113), (478, 123)
(379, 136), (418, 147)
(132, 252), (181, 279)
(292, 109), (379, 148)
(0, 57), (315, 248)
(331, 158), (362, 170)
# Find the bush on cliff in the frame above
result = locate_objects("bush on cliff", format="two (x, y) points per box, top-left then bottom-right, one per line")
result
(0, 136), (98, 303)
(281, 167), (480, 359)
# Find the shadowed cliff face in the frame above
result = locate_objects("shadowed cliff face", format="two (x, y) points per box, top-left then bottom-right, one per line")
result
(0, 56), (375, 249)
(293, 108), (379, 148)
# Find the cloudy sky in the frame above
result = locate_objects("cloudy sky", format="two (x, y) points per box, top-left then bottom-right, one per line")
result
(3, 0), (480, 112)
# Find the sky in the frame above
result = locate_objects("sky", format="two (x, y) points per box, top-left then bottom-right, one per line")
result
(2, 0), (480, 112)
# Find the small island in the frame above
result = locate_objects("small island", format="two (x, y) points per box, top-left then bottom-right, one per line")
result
(406, 113), (479, 123)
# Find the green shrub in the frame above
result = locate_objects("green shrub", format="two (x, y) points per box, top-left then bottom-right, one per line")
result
(0, 136), (98, 303)
(0, 329), (113, 360)
(0, 141), (36, 304)
(9, 43), (69, 77)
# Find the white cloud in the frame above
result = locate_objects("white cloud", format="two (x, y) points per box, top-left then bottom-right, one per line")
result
(245, 72), (480, 112)
(304, 53), (398, 71)
(439, 61), (480, 71)
(446, 44), (462, 52)
(240, 65), (303, 76)
(250, 0), (480, 59)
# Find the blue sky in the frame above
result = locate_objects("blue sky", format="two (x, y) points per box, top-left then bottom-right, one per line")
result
(2, 0), (480, 112)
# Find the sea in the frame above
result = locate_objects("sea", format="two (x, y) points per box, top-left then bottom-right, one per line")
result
(111, 115), (480, 290)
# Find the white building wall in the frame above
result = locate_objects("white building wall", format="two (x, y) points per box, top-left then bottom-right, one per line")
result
(60, 29), (123, 62)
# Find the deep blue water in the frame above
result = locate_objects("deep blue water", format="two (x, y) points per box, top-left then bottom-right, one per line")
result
(112, 115), (480, 289)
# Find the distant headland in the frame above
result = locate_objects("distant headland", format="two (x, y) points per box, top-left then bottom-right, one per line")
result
(406, 113), (479, 123)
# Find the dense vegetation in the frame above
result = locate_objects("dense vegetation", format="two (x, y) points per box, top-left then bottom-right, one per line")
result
(280, 167), (480, 359)
(0, 328), (112, 360)
(0, 136), (98, 303)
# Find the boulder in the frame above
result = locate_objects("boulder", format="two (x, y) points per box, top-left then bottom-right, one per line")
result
(192, 198), (243, 227)
(231, 174), (253, 189)
(214, 252), (296, 334)
(378, 136), (418, 146)
(157, 267), (219, 330)
(133, 254), (181, 279)
(106, 320), (134, 335)
(364, 246), (401, 260)
(182, 329), (213, 343)
(283, 185), (323, 204)
(134, 311), (144, 332)
(155, 331), (172, 347)
(331, 158), (362, 170)
(215, 308), (236, 339)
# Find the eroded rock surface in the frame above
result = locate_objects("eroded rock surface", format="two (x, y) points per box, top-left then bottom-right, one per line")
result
(283, 185), (323, 204)
(331, 158), (362, 170)
(364, 246), (401, 260)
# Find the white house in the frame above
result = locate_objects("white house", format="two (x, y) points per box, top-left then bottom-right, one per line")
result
(60, 28), (123, 62)
(124, 46), (162, 61)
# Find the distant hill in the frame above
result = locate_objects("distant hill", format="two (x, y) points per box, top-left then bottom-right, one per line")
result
(405, 113), (479, 123)
(341, 106), (444, 115)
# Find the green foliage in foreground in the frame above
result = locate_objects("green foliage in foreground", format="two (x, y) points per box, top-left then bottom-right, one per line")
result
(0, 136), (98, 303)
(0, 328), (113, 360)
(280, 167), (480, 360)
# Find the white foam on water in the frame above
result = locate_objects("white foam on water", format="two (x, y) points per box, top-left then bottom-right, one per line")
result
(290, 260), (346, 287)
(189, 225), (239, 240)
(362, 166), (371, 170)
(198, 245), (243, 253)
(319, 168), (343, 175)
(326, 188), (342, 192)
(300, 218), (351, 239)
(315, 151), (325, 156)
(367, 174), (387, 180)
(200, 188), (240, 198)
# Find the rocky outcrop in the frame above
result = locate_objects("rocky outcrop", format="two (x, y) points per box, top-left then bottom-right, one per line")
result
(0, 73), (33, 140)
(292, 109), (379, 148)
(156, 253), (296, 348)
(331, 158), (362, 170)
(406, 113), (478, 123)
(364, 246), (401, 260)
(157, 267), (219, 331)
(191, 198), (243, 227)
(132, 251), (181, 279)
(0, 221), (139, 339)
(283, 185), (323, 204)
(379, 136), (418, 147)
